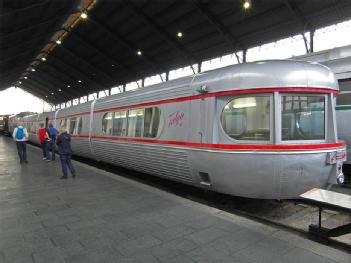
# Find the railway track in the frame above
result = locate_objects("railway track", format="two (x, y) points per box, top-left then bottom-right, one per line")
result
(72, 154), (351, 253)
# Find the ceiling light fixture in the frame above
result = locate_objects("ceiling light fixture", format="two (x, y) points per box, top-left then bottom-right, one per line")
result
(56, 40), (62, 45)
(78, 80), (82, 83)
(24, 76), (28, 79)
(67, 85), (71, 88)
(31, 68), (36, 72)
(41, 57), (46, 61)
(18, 81), (22, 84)
(51, 92), (54, 95)
(58, 89), (62, 92)
(81, 12), (88, 19)
(137, 50), (142, 56)
(243, 0), (251, 9)
(177, 32), (183, 38)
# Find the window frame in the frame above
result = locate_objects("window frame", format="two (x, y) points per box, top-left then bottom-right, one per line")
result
(278, 93), (328, 144)
(100, 107), (163, 139)
(69, 117), (77, 135)
(112, 110), (128, 137)
(220, 94), (274, 144)
(126, 108), (145, 138)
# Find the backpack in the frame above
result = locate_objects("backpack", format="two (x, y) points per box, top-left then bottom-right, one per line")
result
(16, 127), (24, 140)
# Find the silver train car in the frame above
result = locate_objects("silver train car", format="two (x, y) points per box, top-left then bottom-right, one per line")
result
(336, 105), (351, 165)
(9, 60), (347, 199)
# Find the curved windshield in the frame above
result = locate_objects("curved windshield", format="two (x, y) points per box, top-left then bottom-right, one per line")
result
(281, 95), (325, 140)
(221, 96), (271, 141)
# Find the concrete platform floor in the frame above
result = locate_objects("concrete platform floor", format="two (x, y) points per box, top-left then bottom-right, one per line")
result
(0, 135), (350, 263)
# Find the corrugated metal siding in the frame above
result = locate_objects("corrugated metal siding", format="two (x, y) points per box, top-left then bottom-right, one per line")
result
(92, 140), (193, 183)
(71, 138), (92, 158)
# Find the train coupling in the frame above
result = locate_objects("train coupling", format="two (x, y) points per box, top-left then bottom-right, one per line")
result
(326, 150), (347, 184)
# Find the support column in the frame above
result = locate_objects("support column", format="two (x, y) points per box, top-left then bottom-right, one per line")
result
(243, 49), (247, 63)
(141, 79), (145, 88)
(166, 72), (169, 81)
(310, 30), (315, 53)
(123, 84), (126, 92)
(198, 62), (202, 73)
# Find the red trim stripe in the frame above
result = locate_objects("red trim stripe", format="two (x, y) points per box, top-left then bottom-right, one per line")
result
(57, 87), (336, 119)
(72, 135), (345, 151)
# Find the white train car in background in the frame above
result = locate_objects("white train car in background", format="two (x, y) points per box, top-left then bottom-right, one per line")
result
(9, 60), (347, 199)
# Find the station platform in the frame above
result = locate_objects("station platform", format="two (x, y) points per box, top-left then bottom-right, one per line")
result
(0, 136), (350, 263)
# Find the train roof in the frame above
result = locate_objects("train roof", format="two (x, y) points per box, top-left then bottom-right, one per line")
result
(22, 60), (340, 118)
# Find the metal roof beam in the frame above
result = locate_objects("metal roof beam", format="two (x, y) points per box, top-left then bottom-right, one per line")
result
(190, 0), (244, 62)
(0, 0), (50, 17)
(35, 66), (83, 98)
(283, 0), (311, 30)
(0, 46), (42, 64)
(26, 68), (74, 99)
(122, 0), (198, 65)
(57, 45), (118, 84)
(48, 56), (108, 92)
(0, 9), (75, 40)
(26, 76), (69, 102)
(20, 81), (50, 101)
(283, 0), (313, 53)
(89, 17), (167, 73)
(67, 32), (143, 79)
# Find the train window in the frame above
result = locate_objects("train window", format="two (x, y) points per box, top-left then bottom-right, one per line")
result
(112, 111), (127, 136)
(144, 107), (161, 138)
(69, 117), (77, 134)
(127, 109), (144, 137)
(281, 95), (325, 140)
(60, 119), (67, 129)
(221, 96), (271, 141)
(102, 113), (113, 135)
(77, 117), (83, 134)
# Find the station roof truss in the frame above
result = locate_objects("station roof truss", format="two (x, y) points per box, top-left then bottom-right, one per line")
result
(1, 0), (351, 104)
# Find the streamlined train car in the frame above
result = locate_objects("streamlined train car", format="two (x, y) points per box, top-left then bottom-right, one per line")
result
(336, 105), (351, 165)
(14, 60), (347, 199)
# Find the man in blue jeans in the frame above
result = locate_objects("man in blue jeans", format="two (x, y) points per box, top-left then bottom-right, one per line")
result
(56, 126), (75, 179)
(46, 123), (59, 161)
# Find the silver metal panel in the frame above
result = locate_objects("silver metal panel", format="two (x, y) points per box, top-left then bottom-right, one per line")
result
(191, 60), (338, 92)
(189, 150), (336, 199)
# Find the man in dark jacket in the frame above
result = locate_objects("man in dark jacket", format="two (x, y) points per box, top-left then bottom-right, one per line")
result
(56, 126), (75, 179)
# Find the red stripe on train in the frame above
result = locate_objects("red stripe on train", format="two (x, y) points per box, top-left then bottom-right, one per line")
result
(57, 87), (336, 119)
(71, 135), (345, 151)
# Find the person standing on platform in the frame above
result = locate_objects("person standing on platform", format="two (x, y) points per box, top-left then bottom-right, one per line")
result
(12, 123), (29, 164)
(56, 126), (75, 179)
(38, 123), (49, 160)
(46, 123), (59, 161)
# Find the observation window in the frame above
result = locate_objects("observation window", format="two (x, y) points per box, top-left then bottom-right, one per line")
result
(77, 117), (83, 134)
(113, 111), (127, 136)
(102, 113), (113, 135)
(221, 96), (271, 141)
(69, 117), (77, 134)
(281, 95), (325, 140)
(127, 109), (144, 137)
(144, 107), (161, 138)
(60, 119), (67, 129)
